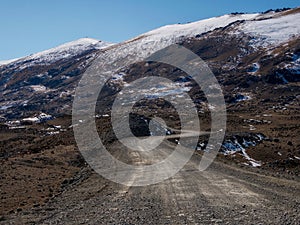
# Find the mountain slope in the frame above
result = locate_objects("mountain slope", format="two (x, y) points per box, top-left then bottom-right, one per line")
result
(0, 38), (113, 118)
(0, 9), (299, 119)
(0, 58), (20, 66)
(0, 8), (299, 218)
(0, 38), (113, 68)
(0, 7), (299, 169)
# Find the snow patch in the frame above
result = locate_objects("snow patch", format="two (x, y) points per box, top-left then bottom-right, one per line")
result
(46, 131), (60, 135)
(0, 57), (21, 66)
(145, 13), (259, 42)
(30, 85), (47, 92)
(9, 126), (26, 130)
(23, 113), (53, 123)
(6, 38), (114, 68)
(233, 93), (252, 102)
(241, 12), (300, 48)
(222, 133), (264, 167)
(0, 104), (14, 110)
(248, 63), (260, 73)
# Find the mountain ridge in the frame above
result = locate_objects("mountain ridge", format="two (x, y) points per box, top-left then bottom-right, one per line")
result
(0, 7), (299, 218)
(0, 7), (299, 170)
(1, 7), (299, 67)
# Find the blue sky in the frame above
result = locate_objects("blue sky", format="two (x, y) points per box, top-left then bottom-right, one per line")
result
(0, 0), (299, 61)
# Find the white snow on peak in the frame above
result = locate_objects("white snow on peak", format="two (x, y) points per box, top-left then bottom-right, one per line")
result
(22, 112), (52, 123)
(241, 12), (300, 47)
(2, 13), (259, 69)
(30, 85), (47, 92)
(1, 38), (114, 67)
(143, 13), (259, 42)
(2, 10), (299, 69)
(0, 57), (21, 66)
(23, 38), (113, 65)
(98, 13), (260, 72)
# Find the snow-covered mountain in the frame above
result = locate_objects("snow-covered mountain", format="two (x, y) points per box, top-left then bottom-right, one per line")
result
(21, 38), (113, 66)
(0, 58), (21, 66)
(106, 8), (299, 57)
(0, 7), (299, 170)
(141, 13), (259, 43)
(1, 8), (299, 68)
(1, 8), (299, 69)
(241, 10), (300, 47)
(0, 38), (113, 68)
(0, 7), (299, 119)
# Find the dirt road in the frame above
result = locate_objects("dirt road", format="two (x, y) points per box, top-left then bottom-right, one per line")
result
(3, 137), (300, 224)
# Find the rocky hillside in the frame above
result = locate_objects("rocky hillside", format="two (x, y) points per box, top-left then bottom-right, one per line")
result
(0, 8), (299, 119)
(0, 7), (299, 170)
(0, 38), (112, 118)
(1, 8), (300, 218)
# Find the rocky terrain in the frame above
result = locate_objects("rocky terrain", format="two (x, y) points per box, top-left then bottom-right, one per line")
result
(0, 7), (299, 224)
